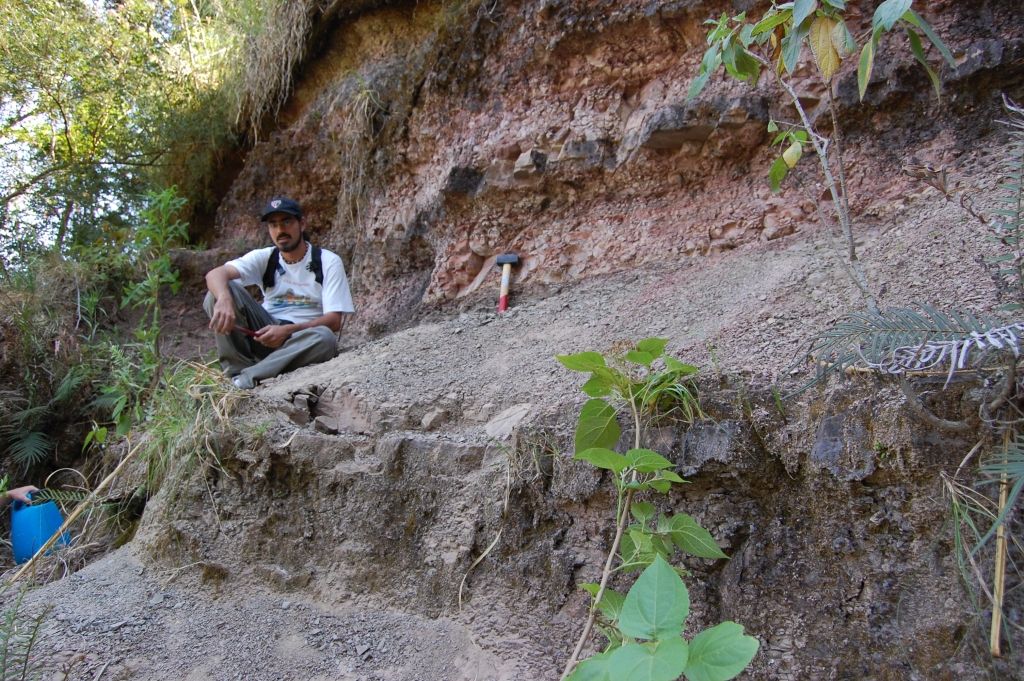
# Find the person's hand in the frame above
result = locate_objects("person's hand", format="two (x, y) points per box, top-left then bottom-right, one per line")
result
(7, 485), (38, 504)
(254, 325), (294, 348)
(209, 297), (237, 334)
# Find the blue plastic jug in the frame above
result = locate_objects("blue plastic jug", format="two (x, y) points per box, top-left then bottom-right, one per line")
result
(11, 494), (69, 564)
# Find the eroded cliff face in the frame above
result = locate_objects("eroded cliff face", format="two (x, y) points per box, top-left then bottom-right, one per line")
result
(209, 0), (1021, 338)
(134, 0), (1024, 679)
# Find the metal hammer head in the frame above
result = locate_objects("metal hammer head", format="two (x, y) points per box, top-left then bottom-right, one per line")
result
(496, 254), (519, 266)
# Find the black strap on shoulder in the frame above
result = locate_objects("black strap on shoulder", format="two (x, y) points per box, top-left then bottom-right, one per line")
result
(308, 245), (324, 286)
(261, 244), (323, 289)
(262, 248), (282, 290)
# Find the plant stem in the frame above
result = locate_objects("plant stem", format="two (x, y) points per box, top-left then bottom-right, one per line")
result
(560, 487), (636, 680)
(748, 50), (878, 313)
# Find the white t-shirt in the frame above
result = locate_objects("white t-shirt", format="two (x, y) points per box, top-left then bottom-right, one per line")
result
(227, 244), (354, 324)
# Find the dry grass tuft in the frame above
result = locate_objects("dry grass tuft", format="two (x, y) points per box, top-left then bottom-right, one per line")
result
(237, 0), (325, 139)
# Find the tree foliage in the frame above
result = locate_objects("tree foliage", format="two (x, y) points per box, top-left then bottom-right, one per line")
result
(0, 0), (267, 260)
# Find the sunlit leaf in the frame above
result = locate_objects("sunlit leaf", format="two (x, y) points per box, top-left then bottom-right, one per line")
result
(782, 140), (802, 168)
(637, 337), (669, 359)
(581, 375), (613, 397)
(557, 352), (607, 372)
(751, 9), (792, 36)
(810, 16), (841, 81)
(626, 350), (655, 367)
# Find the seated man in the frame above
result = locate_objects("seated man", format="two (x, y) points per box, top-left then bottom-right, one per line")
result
(205, 197), (354, 389)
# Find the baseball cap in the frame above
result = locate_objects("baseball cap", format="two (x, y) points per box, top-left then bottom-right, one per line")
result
(260, 197), (303, 221)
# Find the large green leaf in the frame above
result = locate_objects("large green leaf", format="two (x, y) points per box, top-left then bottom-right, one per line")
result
(683, 622), (759, 681)
(575, 447), (629, 474)
(670, 514), (728, 560)
(627, 449), (674, 473)
(575, 399), (621, 453)
(872, 0), (912, 32)
(609, 639), (689, 681)
(557, 352), (607, 372)
(618, 556), (690, 640)
(566, 649), (613, 681)
(637, 337), (669, 359)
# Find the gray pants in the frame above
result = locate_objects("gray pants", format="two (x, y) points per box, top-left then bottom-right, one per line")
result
(203, 281), (337, 388)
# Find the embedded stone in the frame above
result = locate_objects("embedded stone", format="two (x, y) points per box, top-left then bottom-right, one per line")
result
(313, 416), (339, 435)
(421, 408), (448, 431)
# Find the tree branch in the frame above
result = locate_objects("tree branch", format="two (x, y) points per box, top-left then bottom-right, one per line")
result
(899, 375), (972, 432)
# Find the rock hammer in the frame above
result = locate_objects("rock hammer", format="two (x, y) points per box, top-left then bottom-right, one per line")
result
(496, 254), (519, 313)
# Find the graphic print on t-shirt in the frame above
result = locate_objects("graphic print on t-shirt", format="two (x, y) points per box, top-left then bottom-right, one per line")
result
(268, 288), (314, 309)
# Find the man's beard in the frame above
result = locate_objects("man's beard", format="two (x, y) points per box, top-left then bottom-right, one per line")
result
(278, 235), (302, 252)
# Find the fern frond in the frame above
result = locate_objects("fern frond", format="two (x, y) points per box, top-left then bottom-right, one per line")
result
(7, 432), (52, 470)
(51, 365), (88, 404)
(4, 405), (50, 428)
(787, 305), (1023, 397)
(985, 96), (1024, 307)
(91, 390), (125, 411)
(30, 489), (88, 506)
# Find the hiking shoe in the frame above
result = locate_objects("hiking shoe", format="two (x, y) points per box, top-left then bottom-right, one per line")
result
(232, 375), (256, 390)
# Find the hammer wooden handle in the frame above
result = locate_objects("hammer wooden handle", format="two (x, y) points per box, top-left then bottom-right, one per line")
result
(498, 263), (512, 312)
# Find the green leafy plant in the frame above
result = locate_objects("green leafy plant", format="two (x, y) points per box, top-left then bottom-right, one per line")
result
(122, 187), (189, 365)
(689, 1), (954, 313)
(568, 557), (759, 681)
(556, 340), (757, 680)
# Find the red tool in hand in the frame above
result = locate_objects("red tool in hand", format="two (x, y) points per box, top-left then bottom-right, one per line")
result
(496, 254), (519, 313)
(234, 325), (258, 338)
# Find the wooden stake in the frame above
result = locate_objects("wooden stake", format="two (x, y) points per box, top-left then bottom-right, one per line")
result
(990, 429), (1011, 657)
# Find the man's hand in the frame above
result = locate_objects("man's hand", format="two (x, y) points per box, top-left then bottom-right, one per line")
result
(255, 325), (295, 348)
(7, 485), (38, 504)
(209, 296), (237, 334)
